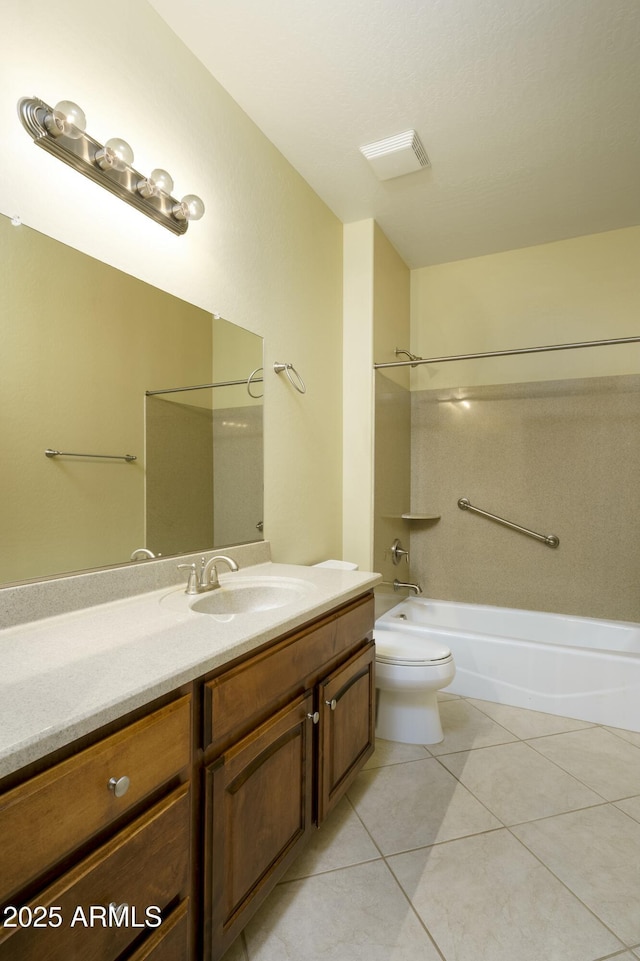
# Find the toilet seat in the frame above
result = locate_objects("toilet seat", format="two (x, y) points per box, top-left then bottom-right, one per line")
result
(375, 630), (451, 666)
(374, 628), (456, 745)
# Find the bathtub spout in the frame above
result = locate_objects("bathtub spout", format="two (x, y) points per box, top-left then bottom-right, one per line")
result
(393, 579), (423, 595)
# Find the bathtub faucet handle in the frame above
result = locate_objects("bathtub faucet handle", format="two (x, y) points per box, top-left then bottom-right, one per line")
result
(388, 539), (409, 565)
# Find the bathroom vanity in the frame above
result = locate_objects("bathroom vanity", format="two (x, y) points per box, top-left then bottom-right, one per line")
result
(0, 557), (378, 961)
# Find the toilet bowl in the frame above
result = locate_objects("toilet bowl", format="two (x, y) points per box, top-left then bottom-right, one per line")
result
(375, 629), (455, 745)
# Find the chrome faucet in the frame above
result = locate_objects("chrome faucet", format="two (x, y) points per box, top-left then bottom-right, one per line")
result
(393, 579), (423, 595)
(178, 554), (239, 594)
(200, 554), (239, 589)
(130, 547), (156, 560)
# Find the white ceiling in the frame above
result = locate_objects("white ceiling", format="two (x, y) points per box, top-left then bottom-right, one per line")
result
(149, 0), (640, 268)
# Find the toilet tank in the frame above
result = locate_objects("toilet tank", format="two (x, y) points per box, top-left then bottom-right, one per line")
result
(312, 559), (359, 571)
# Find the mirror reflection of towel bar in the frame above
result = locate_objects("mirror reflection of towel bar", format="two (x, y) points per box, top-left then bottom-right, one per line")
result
(45, 449), (137, 462)
(458, 497), (559, 548)
(145, 371), (264, 398)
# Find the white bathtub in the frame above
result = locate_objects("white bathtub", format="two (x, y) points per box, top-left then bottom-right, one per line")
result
(375, 597), (640, 732)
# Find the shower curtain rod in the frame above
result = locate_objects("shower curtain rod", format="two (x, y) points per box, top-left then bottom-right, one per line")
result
(373, 335), (640, 370)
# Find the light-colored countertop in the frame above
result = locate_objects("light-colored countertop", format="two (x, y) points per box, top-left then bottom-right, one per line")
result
(0, 561), (380, 780)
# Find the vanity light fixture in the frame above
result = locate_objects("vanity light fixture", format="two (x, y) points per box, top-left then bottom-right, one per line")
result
(18, 96), (205, 235)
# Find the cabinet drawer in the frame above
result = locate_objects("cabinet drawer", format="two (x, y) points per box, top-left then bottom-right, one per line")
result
(335, 594), (374, 651)
(0, 695), (191, 905)
(127, 899), (190, 961)
(0, 783), (191, 961)
(204, 594), (373, 751)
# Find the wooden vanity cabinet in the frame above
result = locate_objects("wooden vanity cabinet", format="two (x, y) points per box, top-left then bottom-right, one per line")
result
(0, 693), (193, 961)
(0, 588), (375, 961)
(202, 593), (375, 961)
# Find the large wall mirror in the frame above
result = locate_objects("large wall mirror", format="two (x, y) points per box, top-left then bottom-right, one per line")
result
(0, 213), (263, 586)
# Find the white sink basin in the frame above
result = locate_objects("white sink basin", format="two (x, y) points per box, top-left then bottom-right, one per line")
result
(161, 576), (316, 617)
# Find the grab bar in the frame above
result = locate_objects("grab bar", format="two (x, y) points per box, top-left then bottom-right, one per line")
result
(458, 497), (559, 548)
(45, 449), (137, 462)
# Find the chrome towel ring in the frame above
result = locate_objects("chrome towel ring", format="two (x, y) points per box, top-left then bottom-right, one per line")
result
(273, 362), (306, 394)
(247, 367), (264, 399)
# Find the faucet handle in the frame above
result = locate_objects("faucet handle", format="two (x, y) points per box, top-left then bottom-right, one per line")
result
(177, 563), (199, 595)
(387, 539), (409, 565)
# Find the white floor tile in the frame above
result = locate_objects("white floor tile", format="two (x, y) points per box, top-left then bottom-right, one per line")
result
(596, 953), (638, 961)
(364, 738), (432, 770)
(513, 805), (640, 945)
(615, 797), (640, 824)
(605, 726), (640, 749)
(388, 828), (623, 961)
(439, 740), (603, 824)
(283, 797), (380, 880)
(348, 757), (500, 855)
(527, 727), (640, 801)
(244, 860), (443, 960)
(429, 700), (518, 756)
(467, 698), (594, 738)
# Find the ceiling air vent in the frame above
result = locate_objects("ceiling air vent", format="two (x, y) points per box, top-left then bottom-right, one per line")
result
(359, 130), (430, 181)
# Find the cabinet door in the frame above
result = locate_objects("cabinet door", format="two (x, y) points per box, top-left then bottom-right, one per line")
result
(204, 692), (315, 961)
(317, 641), (375, 823)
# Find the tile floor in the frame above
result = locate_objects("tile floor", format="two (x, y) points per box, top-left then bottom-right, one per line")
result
(223, 694), (640, 961)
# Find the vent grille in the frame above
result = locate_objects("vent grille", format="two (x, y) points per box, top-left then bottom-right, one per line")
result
(359, 130), (430, 181)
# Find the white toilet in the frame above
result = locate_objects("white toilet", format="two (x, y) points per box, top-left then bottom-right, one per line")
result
(374, 629), (455, 744)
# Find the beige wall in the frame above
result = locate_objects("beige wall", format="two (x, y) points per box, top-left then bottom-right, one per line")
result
(2, 0), (343, 570)
(410, 227), (640, 390)
(372, 226), (411, 596)
(211, 316), (263, 411)
(343, 221), (375, 570)
(343, 222), (411, 572)
(373, 224), (411, 391)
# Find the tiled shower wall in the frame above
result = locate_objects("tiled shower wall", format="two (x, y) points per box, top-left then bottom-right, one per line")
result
(408, 373), (640, 622)
(145, 396), (214, 556)
(212, 405), (264, 547)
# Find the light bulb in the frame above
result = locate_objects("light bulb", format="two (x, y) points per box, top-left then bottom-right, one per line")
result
(45, 100), (87, 139)
(173, 193), (205, 222)
(150, 169), (174, 193)
(95, 137), (134, 172)
(137, 168), (174, 199)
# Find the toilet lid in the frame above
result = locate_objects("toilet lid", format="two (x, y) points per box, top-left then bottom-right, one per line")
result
(375, 629), (451, 666)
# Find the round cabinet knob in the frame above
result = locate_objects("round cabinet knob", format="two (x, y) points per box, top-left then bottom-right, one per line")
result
(307, 711), (320, 724)
(108, 775), (130, 798)
(108, 903), (129, 922)
(325, 698), (337, 711)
